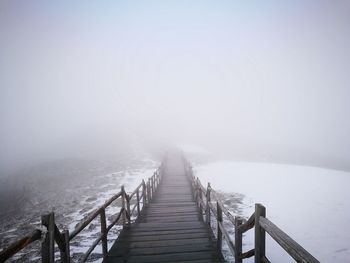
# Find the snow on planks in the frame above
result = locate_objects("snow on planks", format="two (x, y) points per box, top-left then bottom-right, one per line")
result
(103, 153), (223, 263)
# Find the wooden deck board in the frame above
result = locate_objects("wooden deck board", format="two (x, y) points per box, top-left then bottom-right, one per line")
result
(103, 153), (223, 262)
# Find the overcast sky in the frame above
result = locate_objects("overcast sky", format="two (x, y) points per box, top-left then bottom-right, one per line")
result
(1, 0), (350, 172)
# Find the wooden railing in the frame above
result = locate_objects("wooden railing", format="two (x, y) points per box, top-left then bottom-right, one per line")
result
(185, 163), (320, 263)
(0, 167), (162, 263)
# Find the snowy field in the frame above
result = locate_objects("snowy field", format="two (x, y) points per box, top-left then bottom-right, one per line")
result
(0, 156), (158, 262)
(195, 160), (350, 262)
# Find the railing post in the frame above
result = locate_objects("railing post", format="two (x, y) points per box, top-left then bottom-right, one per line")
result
(157, 170), (160, 186)
(63, 230), (70, 263)
(59, 230), (69, 263)
(121, 186), (126, 227)
(142, 179), (146, 207)
(41, 212), (55, 263)
(152, 173), (155, 196)
(193, 176), (198, 202)
(255, 203), (266, 263)
(126, 194), (131, 226)
(198, 178), (203, 219)
(235, 217), (243, 263)
(136, 188), (140, 215)
(206, 182), (211, 226)
(217, 202), (223, 252)
(100, 208), (108, 258)
(147, 179), (151, 203)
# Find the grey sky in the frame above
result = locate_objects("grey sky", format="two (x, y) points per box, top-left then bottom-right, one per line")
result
(1, 1), (350, 172)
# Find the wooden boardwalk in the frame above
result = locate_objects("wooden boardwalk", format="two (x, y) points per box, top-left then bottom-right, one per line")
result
(1, 152), (320, 263)
(103, 153), (223, 263)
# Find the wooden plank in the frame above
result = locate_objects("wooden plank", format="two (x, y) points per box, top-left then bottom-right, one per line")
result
(0, 230), (41, 262)
(116, 232), (210, 242)
(146, 208), (198, 213)
(112, 238), (212, 249)
(108, 243), (213, 256)
(123, 228), (210, 237)
(133, 223), (205, 231)
(104, 251), (219, 263)
(259, 217), (320, 263)
(140, 212), (199, 218)
(138, 217), (200, 223)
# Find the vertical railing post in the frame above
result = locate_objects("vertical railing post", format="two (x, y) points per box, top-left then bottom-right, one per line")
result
(235, 217), (243, 263)
(198, 178), (203, 219)
(152, 174), (155, 196)
(255, 203), (266, 263)
(196, 178), (199, 203)
(121, 185), (126, 227)
(155, 172), (158, 187)
(206, 182), (211, 226)
(63, 230), (70, 263)
(41, 212), (55, 263)
(126, 194), (131, 226)
(136, 188), (140, 215)
(59, 230), (68, 263)
(193, 176), (197, 202)
(217, 202), (223, 253)
(100, 208), (108, 258)
(147, 179), (151, 203)
(142, 179), (146, 207)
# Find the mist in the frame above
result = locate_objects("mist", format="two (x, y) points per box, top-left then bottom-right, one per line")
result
(1, 0), (350, 175)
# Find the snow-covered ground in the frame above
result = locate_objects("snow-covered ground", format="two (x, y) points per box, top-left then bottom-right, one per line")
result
(195, 160), (350, 262)
(0, 156), (158, 262)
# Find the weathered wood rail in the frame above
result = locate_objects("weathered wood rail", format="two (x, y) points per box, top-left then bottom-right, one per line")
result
(0, 167), (162, 263)
(185, 160), (320, 263)
(1, 154), (320, 263)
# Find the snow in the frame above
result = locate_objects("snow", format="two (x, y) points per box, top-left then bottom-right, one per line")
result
(195, 161), (350, 262)
(67, 164), (157, 262)
(0, 156), (159, 262)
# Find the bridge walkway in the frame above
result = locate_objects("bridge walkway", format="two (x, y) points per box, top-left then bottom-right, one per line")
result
(103, 153), (223, 263)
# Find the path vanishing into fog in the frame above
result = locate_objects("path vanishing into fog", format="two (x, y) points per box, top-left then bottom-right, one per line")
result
(103, 152), (223, 263)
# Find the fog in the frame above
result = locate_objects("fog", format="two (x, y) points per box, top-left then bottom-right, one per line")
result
(1, 0), (350, 174)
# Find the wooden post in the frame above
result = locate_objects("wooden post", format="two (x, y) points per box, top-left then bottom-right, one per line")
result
(147, 179), (151, 203)
(59, 230), (68, 263)
(142, 179), (146, 207)
(121, 186), (126, 227)
(198, 179), (203, 219)
(63, 230), (70, 263)
(155, 171), (159, 187)
(217, 202), (223, 252)
(152, 174), (155, 196)
(235, 218), (243, 263)
(206, 182), (211, 226)
(136, 188), (140, 215)
(41, 213), (55, 263)
(193, 177), (198, 202)
(100, 208), (108, 258)
(126, 194), (131, 226)
(255, 204), (266, 263)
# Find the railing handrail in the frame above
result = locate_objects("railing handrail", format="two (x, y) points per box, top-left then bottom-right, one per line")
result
(0, 230), (42, 262)
(185, 160), (319, 263)
(0, 165), (163, 263)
